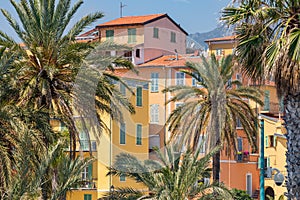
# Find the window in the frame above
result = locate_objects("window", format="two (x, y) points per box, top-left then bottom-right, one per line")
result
(268, 135), (276, 147)
(246, 174), (252, 196)
(153, 27), (159, 38)
(106, 30), (114, 41)
(264, 157), (270, 169)
(176, 72), (185, 85)
(171, 31), (176, 43)
(120, 83), (126, 96)
(265, 135), (269, 148)
(237, 137), (243, 152)
(128, 28), (136, 43)
(120, 123), (126, 144)
(123, 51), (133, 62)
(236, 118), (242, 128)
(79, 131), (89, 151)
(150, 104), (159, 123)
(82, 164), (92, 180)
(151, 73), (159, 92)
(120, 174), (126, 182)
(84, 194), (92, 200)
(136, 49), (140, 58)
(136, 87), (142, 106)
(192, 72), (203, 87)
(216, 49), (223, 56)
(264, 90), (270, 111)
(136, 124), (142, 145)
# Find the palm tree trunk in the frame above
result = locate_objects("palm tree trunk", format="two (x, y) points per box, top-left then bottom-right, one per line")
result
(285, 93), (300, 200)
(213, 141), (220, 182)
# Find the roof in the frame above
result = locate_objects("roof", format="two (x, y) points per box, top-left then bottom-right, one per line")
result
(106, 69), (149, 82)
(205, 35), (237, 43)
(138, 54), (202, 67)
(96, 13), (188, 35)
(77, 28), (97, 37)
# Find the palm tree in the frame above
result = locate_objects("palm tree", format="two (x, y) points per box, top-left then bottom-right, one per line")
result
(0, 0), (135, 158)
(3, 139), (93, 200)
(163, 54), (262, 182)
(222, 0), (300, 198)
(106, 146), (233, 200)
(0, 0), (103, 156)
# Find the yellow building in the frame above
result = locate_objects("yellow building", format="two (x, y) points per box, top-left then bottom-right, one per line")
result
(63, 72), (149, 200)
(261, 114), (287, 200)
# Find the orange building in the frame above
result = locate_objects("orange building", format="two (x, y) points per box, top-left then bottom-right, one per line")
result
(205, 35), (284, 199)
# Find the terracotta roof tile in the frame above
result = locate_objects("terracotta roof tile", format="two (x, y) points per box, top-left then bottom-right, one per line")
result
(205, 35), (237, 42)
(97, 14), (166, 27)
(106, 69), (149, 81)
(138, 55), (202, 67)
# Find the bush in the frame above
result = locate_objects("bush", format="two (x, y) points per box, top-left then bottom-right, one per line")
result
(231, 188), (253, 200)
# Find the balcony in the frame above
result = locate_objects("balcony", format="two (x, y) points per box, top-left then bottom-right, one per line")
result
(236, 151), (250, 162)
(78, 180), (97, 190)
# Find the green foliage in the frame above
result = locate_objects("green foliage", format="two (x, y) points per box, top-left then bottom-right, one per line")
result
(106, 146), (233, 200)
(164, 54), (262, 154)
(231, 188), (253, 200)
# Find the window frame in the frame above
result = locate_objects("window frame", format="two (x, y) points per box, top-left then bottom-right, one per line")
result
(136, 124), (142, 145)
(128, 28), (137, 44)
(120, 122), (126, 145)
(175, 72), (185, 86)
(151, 72), (159, 92)
(136, 86), (143, 106)
(153, 27), (159, 38)
(171, 31), (176, 43)
(84, 194), (92, 200)
(150, 104), (159, 123)
(105, 29), (114, 41)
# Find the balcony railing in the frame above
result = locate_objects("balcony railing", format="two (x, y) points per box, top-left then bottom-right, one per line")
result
(79, 180), (96, 189)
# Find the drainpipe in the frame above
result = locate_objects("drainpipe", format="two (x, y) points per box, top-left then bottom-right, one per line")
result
(259, 116), (265, 200)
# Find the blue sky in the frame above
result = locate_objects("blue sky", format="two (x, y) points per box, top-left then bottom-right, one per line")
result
(0, 0), (231, 38)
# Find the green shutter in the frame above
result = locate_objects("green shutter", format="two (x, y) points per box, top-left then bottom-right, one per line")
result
(136, 87), (142, 106)
(84, 194), (92, 200)
(267, 157), (270, 167)
(136, 124), (142, 145)
(128, 28), (136, 43)
(88, 163), (93, 180)
(153, 28), (159, 38)
(171, 32), (176, 43)
(106, 30), (114, 41)
(120, 123), (126, 144)
(265, 136), (269, 148)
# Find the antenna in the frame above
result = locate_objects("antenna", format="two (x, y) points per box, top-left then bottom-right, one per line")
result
(120, 2), (127, 18)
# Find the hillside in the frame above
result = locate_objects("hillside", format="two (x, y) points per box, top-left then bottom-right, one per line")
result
(188, 25), (233, 50)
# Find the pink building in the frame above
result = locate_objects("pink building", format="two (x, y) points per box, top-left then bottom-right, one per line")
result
(77, 14), (187, 65)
